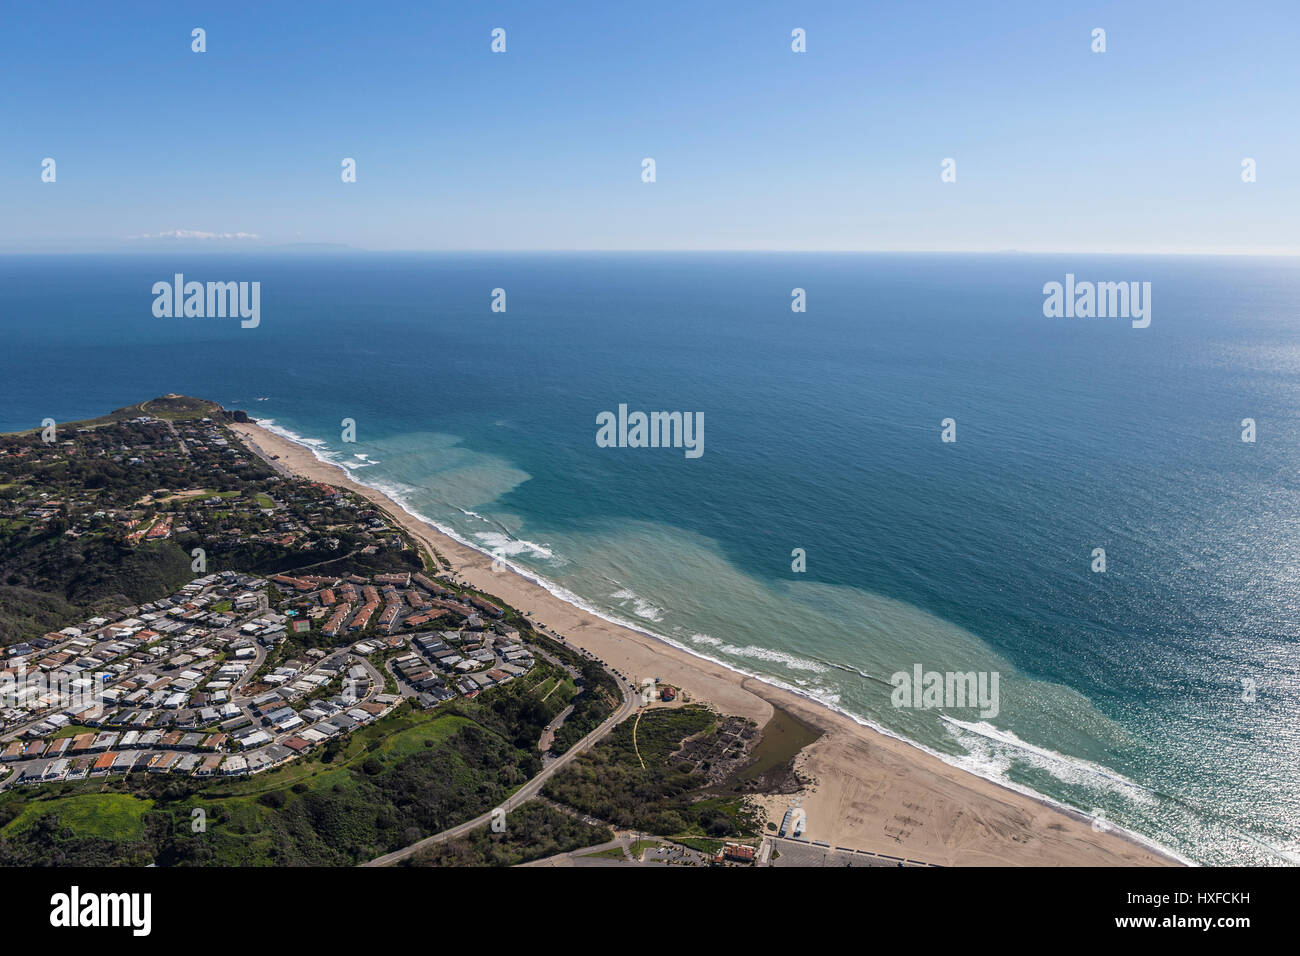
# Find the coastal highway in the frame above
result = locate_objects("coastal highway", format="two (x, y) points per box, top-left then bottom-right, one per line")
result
(362, 672), (638, 866)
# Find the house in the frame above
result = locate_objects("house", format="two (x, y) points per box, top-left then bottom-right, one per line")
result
(18, 762), (49, 783)
(220, 755), (248, 776)
(273, 714), (304, 733)
(91, 752), (116, 775)
(718, 843), (756, 864)
(220, 714), (251, 733)
(22, 740), (46, 759)
(195, 755), (222, 777)
(111, 751), (140, 774)
(263, 706), (296, 727)
(236, 729), (272, 749)
(245, 751), (273, 774)
(174, 753), (201, 775)
(318, 715), (351, 735)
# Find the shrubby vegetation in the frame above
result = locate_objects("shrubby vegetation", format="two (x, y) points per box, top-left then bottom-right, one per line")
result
(543, 706), (752, 839)
(0, 584), (88, 647)
(547, 657), (621, 755)
(0, 539), (193, 642)
(404, 801), (611, 867)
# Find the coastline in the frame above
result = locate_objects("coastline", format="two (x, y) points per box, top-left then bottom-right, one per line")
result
(229, 418), (1181, 867)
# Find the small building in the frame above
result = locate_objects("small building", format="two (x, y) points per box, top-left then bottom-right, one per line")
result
(718, 843), (756, 864)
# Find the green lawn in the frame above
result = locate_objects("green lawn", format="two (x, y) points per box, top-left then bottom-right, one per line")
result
(2, 793), (153, 841)
(669, 836), (728, 855)
(49, 723), (98, 739)
(373, 713), (473, 761)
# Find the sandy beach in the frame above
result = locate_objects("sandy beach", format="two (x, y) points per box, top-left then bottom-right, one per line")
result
(230, 419), (1179, 866)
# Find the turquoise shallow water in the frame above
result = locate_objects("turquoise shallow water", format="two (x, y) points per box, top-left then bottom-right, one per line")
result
(3, 251), (1299, 864)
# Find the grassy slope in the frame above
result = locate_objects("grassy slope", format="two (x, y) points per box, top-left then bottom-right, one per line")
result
(0, 660), (584, 866)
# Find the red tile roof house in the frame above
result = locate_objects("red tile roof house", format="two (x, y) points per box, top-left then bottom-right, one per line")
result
(719, 843), (757, 864)
(91, 752), (116, 775)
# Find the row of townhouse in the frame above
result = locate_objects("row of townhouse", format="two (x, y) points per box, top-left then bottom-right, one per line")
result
(2, 727), (227, 763)
(12, 740), (306, 785)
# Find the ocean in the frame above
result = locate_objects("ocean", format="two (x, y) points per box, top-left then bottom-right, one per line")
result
(2, 251), (1297, 865)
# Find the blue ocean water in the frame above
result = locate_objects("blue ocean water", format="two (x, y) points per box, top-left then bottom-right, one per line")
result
(2, 252), (1297, 865)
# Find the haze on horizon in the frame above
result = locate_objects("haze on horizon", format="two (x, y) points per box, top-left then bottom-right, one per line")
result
(2, 0), (1297, 256)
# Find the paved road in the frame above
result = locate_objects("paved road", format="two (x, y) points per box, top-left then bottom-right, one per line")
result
(362, 674), (637, 866)
(764, 834), (939, 867)
(231, 636), (268, 692)
(537, 703), (575, 757)
(519, 835), (630, 868)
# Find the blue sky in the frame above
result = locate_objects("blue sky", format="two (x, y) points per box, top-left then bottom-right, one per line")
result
(2, 0), (1297, 253)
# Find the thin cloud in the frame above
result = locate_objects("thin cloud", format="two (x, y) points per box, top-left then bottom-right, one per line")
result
(128, 229), (261, 241)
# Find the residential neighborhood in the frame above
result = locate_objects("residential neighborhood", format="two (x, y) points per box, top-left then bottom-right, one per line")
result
(1, 568), (537, 790)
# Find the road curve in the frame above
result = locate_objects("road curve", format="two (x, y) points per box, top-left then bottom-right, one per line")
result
(361, 675), (638, 866)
